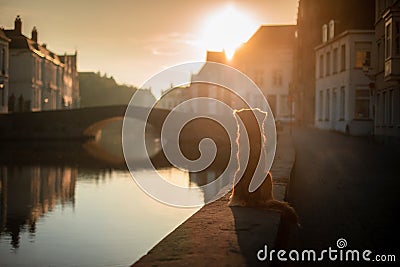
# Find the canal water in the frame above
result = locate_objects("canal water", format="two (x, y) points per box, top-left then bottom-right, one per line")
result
(0, 120), (213, 266)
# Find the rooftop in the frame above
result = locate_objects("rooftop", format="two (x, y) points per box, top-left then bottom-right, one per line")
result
(4, 16), (74, 66)
(245, 25), (297, 47)
(0, 28), (11, 42)
(232, 24), (297, 62)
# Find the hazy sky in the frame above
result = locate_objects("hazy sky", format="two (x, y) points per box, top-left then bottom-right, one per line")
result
(0, 0), (298, 96)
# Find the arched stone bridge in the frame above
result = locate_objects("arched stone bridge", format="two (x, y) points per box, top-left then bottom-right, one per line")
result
(0, 105), (171, 141)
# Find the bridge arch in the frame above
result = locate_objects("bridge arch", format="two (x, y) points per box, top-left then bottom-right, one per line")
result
(83, 116), (124, 139)
(0, 105), (170, 140)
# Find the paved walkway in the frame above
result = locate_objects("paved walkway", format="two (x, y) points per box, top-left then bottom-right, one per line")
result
(133, 127), (295, 267)
(280, 128), (400, 266)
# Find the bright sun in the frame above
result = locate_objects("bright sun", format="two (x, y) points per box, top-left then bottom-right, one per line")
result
(201, 5), (258, 60)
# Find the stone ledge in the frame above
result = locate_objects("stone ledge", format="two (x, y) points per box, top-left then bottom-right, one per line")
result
(133, 130), (295, 267)
(133, 194), (280, 267)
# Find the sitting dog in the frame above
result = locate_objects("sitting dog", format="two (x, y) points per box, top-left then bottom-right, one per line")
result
(228, 108), (299, 225)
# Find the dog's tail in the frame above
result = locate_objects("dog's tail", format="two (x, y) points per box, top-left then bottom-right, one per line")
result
(264, 200), (301, 227)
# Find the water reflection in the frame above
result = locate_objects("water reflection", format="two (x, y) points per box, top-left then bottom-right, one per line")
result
(0, 119), (228, 266)
(0, 166), (76, 248)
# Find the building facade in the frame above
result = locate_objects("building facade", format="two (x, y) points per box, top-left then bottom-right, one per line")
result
(59, 53), (80, 108)
(189, 51), (249, 115)
(133, 88), (157, 108)
(0, 29), (10, 113)
(294, 0), (375, 126)
(232, 25), (296, 122)
(188, 25), (296, 121)
(374, 0), (400, 137)
(4, 16), (79, 112)
(315, 24), (375, 135)
(158, 86), (192, 111)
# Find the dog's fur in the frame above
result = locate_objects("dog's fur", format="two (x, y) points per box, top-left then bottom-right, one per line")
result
(228, 108), (299, 225)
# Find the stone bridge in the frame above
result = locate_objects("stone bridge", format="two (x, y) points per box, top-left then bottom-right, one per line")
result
(0, 105), (171, 141)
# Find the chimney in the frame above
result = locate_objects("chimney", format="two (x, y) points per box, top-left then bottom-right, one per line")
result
(14, 15), (22, 34)
(322, 24), (328, 43)
(328, 19), (335, 40)
(206, 51), (227, 64)
(31, 26), (38, 42)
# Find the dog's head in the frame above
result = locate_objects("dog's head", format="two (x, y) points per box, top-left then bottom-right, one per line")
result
(233, 108), (268, 153)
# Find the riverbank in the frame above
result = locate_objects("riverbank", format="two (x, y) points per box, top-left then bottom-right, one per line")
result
(132, 125), (295, 266)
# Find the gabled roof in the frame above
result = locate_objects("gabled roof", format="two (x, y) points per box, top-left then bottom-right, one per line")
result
(4, 29), (63, 66)
(206, 51), (227, 64)
(0, 29), (11, 42)
(59, 53), (77, 69)
(243, 25), (296, 48)
(192, 50), (228, 78)
(232, 25), (296, 63)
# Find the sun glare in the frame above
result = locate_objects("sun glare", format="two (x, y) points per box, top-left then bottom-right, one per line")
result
(201, 5), (258, 60)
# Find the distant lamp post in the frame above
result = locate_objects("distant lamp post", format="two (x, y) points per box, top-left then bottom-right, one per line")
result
(361, 64), (376, 95)
(368, 82), (375, 96)
(43, 98), (49, 103)
(288, 82), (294, 135)
(362, 64), (375, 135)
(0, 83), (4, 89)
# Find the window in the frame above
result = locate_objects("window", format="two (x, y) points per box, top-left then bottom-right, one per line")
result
(376, 93), (382, 125)
(393, 88), (400, 126)
(377, 42), (381, 71)
(0, 48), (5, 75)
(354, 88), (370, 119)
(355, 42), (372, 68)
(339, 87), (345, 120)
(272, 70), (282, 86)
(355, 51), (371, 68)
(326, 52), (331, 76)
(396, 88), (400, 124)
(388, 89), (393, 124)
(340, 45), (346, 71)
(332, 88), (337, 121)
(56, 67), (61, 88)
(333, 48), (338, 74)
(395, 21), (400, 55)
(32, 87), (40, 109)
(252, 70), (263, 87)
(319, 90), (323, 120)
(356, 51), (371, 68)
(267, 95), (277, 116)
(34, 59), (42, 81)
(385, 21), (392, 59)
(325, 89), (330, 121)
(319, 54), (324, 78)
(383, 91), (387, 124)
(279, 95), (289, 116)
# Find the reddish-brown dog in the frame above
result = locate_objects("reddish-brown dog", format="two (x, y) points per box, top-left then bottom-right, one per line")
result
(228, 108), (299, 225)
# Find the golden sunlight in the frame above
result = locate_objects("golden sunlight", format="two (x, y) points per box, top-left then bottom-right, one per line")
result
(200, 5), (258, 60)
